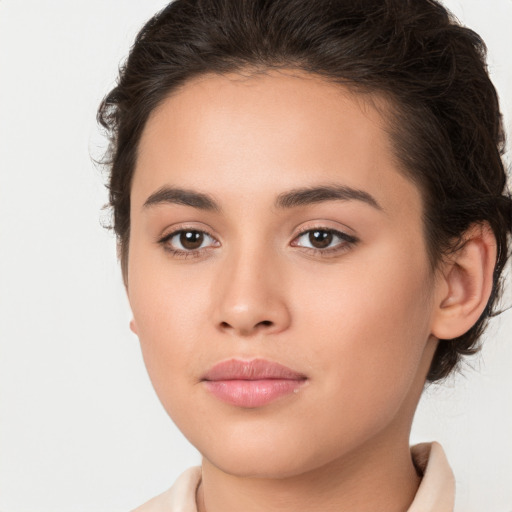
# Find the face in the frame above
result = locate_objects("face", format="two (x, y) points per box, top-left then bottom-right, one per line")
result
(127, 69), (440, 478)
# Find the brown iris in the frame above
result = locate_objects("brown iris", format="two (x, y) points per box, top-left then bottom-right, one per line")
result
(180, 231), (204, 250)
(309, 230), (333, 249)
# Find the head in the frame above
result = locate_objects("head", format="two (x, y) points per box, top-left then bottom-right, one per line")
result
(99, 0), (511, 382)
(97, 0), (511, 477)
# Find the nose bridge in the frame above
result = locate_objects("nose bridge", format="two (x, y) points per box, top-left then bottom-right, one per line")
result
(213, 239), (290, 336)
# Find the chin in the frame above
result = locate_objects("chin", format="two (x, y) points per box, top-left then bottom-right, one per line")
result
(206, 449), (321, 479)
(193, 423), (345, 480)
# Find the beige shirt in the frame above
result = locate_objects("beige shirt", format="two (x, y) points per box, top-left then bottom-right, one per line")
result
(133, 442), (455, 512)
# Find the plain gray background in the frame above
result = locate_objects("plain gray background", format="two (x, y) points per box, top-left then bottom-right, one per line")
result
(0, 1), (511, 510)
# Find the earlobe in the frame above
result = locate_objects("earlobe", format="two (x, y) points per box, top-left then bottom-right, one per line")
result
(130, 319), (139, 335)
(431, 223), (497, 340)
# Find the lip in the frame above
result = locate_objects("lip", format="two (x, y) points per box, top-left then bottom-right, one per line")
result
(201, 358), (307, 408)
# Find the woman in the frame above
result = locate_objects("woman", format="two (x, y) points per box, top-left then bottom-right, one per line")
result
(98, 0), (511, 510)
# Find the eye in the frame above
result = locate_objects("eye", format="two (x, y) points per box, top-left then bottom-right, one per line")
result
(159, 229), (219, 256)
(292, 228), (357, 253)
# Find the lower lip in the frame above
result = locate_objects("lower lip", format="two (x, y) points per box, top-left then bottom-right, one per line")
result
(203, 379), (305, 408)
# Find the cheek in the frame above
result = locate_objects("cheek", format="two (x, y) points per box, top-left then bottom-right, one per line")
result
(127, 249), (211, 402)
(292, 247), (434, 423)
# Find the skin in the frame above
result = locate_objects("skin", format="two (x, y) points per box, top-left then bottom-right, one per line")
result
(127, 69), (496, 512)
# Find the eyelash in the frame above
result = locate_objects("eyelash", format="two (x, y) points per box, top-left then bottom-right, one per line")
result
(291, 227), (358, 256)
(158, 228), (219, 259)
(158, 227), (358, 259)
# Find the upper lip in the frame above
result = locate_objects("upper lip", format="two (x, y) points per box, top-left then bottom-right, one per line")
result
(202, 358), (307, 381)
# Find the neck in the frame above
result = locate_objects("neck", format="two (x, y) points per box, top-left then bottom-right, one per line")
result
(197, 429), (421, 512)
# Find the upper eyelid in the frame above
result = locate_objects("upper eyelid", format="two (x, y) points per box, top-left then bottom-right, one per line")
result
(293, 226), (357, 241)
(157, 225), (358, 250)
(296, 226), (347, 236)
(291, 217), (356, 235)
(160, 226), (352, 238)
(158, 224), (218, 241)
(164, 229), (216, 241)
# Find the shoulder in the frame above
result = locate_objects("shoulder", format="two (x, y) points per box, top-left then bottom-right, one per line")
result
(132, 467), (202, 512)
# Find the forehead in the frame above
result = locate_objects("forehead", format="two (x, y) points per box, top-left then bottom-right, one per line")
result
(139, 68), (393, 165)
(133, 68), (420, 217)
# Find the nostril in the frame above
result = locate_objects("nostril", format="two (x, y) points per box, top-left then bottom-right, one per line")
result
(219, 319), (273, 332)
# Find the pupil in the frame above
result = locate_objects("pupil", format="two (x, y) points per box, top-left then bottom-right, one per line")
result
(180, 231), (204, 250)
(309, 230), (332, 249)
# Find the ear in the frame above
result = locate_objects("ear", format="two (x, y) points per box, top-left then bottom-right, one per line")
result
(129, 318), (139, 335)
(431, 223), (497, 340)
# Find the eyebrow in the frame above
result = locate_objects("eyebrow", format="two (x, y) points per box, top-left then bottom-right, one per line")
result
(275, 185), (382, 211)
(142, 184), (382, 213)
(143, 186), (220, 211)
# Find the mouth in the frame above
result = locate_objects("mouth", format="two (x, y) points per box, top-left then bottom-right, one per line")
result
(201, 358), (308, 408)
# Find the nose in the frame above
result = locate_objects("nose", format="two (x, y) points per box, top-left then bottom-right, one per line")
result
(213, 248), (291, 337)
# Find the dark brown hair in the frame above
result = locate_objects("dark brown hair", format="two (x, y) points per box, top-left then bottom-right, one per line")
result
(98, 0), (511, 381)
